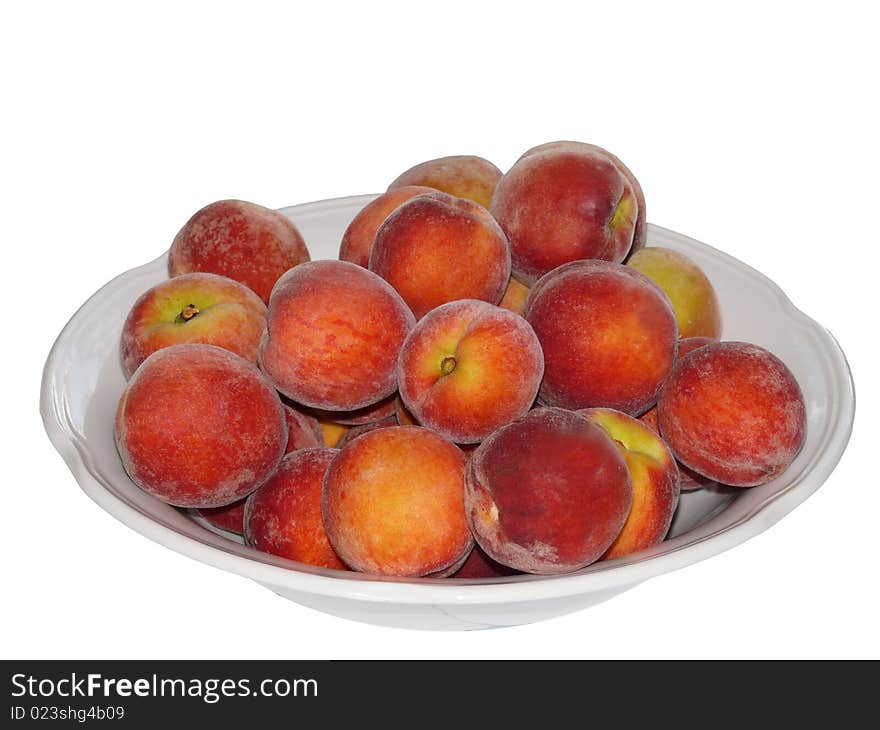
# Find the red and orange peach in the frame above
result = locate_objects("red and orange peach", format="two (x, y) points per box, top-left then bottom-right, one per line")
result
(465, 408), (632, 574)
(525, 260), (678, 415)
(115, 344), (287, 508)
(398, 300), (543, 443)
(120, 272), (266, 379)
(388, 155), (502, 209)
(658, 341), (807, 486)
(168, 199), (309, 303)
(322, 426), (472, 577)
(369, 191), (510, 318)
(259, 260), (415, 410)
(245, 448), (346, 570)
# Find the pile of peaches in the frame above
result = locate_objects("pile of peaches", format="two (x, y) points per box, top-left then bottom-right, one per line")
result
(114, 141), (807, 579)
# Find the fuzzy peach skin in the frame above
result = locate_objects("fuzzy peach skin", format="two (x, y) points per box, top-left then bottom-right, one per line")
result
(490, 146), (637, 284)
(524, 260), (678, 415)
(369, 191), (511, 319)
(658, 341), (807, 487)
(120, 272), (267, 379)
(195, 498), (247, 534)
(282, 402), (324, 453)
(308, 394), (397, 426)
(465, 408), (632, 574)
(259, 260), (415, 410)
(245, 448), (347, 570)
(451, 545), (521, 579)
(639, 336), (717, 491)
(579, 408), (680, 560)
(168, 199), (310, 303)
(338, 186), (434, 267)
(394, 396), (418, 426)
(518, 141), (647, 255)
(115, 344), (287, 509)
(388, 155), (502, 209)
(497, 277), (531, 316)
(322, 426), (472, 577)
(398, 300), (543, 443)
(627, 247), (722, 339)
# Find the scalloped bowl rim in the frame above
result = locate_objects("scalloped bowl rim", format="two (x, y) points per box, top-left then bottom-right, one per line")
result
(40, 193), (855, 607)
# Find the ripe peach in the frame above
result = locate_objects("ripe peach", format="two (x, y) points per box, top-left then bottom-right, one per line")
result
(627, 247), (722, 339)
(259, 260), (415, 410)
(245, 448), (346, 570)
(465, 408), (632, 574)
(579, 408), (680, 559)
(308, 394), (397, 426)
(518, 140), (647, 254)
(451, 545), (520, 579)
(196, 498), (246, 535)
(658, 341), (807, 486)
(369, 191), (510, 319)
(525, 260), (678, 415)
(322, 426), (472, 577)
(388, 155), (502, 209)
(338, 186), (434, 267)
(282, 403), (324, 454)
(398, 300), (543, 443)
(497, 277), (530, 316)
(638, 335), (717, 491)
(115, 344), (287, 508)
(168, 199), (310, 303)
(120, 272), (266, 379)
(491, 145), (638, 283)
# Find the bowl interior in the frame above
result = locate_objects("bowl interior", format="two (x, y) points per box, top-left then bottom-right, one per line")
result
(43, 194), (853, 589)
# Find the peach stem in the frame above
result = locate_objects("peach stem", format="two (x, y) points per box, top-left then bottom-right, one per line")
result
(440, 356), (457, 376)
(177, 304), (200, 323)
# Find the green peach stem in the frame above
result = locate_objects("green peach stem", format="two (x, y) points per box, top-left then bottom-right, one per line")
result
(440, 356), (457, 376)
(177, 304), (200, 323)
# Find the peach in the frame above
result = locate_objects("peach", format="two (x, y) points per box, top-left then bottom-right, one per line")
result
(579, 408), (680, 559)
(322, 426), (472, 577)
(388, 155), (502, 209)
(658, 341), (807, 487)
(491, 145), (638, 283)
(369, 191), (511, 319)
(245, 448), (346, 570)
(282, 402), (324, 453)
(335, 415), (399, 448)
(196, 498), (246, 535)
(638, 335), (717, 491)
(497, 277), (531, 316)
(465, 408), (632, 574)
(338, 186), (434, 267)
(517, 141), (647, 255)
(168, 199), (310, 303)
(451, 545), (520, 579)
(524, 260), (678, 415)
(627, 247), (722, 339)
(259, 260), (415, 410)
(115, 344), (287, 508)
(308, 394), (397, 426)
(398, 300), (543, 443)
(318, 420), (351, 448)
(120, 272), (266, 379)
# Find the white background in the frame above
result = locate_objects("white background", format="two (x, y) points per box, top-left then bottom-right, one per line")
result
(2, 2), (876, 659)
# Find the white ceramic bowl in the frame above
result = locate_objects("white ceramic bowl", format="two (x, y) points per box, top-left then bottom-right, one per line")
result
(41, 194), (854, 630)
